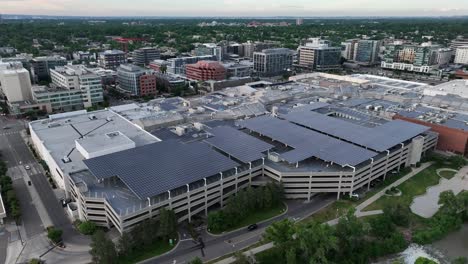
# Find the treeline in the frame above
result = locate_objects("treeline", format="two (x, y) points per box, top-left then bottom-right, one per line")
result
(0, 156), (21, 220)
(414, 190), (468, 244)
(260, 203), (411, 264)
(90, 208), (177, 264)
(208, 183), (284, 233)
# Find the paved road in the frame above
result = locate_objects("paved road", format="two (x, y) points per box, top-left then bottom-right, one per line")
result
(142, 194), (335, 264)
(0, 117), (90, 263)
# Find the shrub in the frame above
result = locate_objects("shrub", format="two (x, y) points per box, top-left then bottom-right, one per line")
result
(415, 257), (437, 264)
(79, 221), (97, 235)
(47, 226), (63, 244)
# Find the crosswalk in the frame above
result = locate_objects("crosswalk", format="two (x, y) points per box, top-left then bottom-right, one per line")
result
(0, 130), (20, 136)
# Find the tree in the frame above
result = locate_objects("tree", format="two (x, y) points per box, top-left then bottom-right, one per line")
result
(78, 221), (97, 235)
(334, 209), (369, 264)
(286, 247), (297, 264)
(47, 227), (63, 244)
(415, 257), (437, 264)
(383, 202), (410, 227)
(296, 221), (337, 264)
(453, 257), (468, 264)
(90, 230), (117, 264)
(370, 214), (395, 239)
(263, 219), (295, 249)
(117, 232), (134, 256)
(158, 208), (177, 240)
(189, 257), (203, 264)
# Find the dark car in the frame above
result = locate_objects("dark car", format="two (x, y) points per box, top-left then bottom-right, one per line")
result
(247, 224), (258, 231)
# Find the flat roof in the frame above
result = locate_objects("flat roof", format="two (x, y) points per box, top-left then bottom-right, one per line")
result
(239, 115), (378, 166)
(84, 140), (239, 199)
(204, 126), (274, 163)
(29, 110), (159, 175)
(282, 110), (430, 152)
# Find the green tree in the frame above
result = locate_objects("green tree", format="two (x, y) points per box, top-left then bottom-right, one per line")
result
(296, 221), (337, 264)
(383, 202), (410, 227)
(89, 230), (117, 264)
(78, 221), (97, 235)
(263, 219), (295, 249)
(47, 227), (63, 244)
(158, 208), (177, 240)
(189, 257), (203, 264)
(334, 209), (369, 264)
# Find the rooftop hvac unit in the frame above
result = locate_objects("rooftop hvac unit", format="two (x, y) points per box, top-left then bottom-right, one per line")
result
(106, 116), (113, 122)
(48, 122), (61, 128)
(88, 114), (97, 120)
(174, 126), (186, 136)
(62, 156), (71, 163)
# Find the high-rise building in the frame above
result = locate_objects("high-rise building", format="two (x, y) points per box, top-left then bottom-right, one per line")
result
(433, 48), (454, 66)
(341, 39), (359, 60)
(381, 43), (441, 73)
(117, 64), (156, 96)
(0, 62), (33, 102)
(253, 48), (294, 76)
(48, 65), (104, 109)
(298, 40), (341, 71)
(296, 18), (304, 26)
(242, 41), (279, 59)
(31, 55), (67, 82)
(186, 61), (227, 81)
(354, 40), (380, 65)
(450, 36), (468, 49)
(133, 47), (160, 67)
(98, 50), (126, 70)
(166, 55), (217, 75)
(193, 44), (223, 61)
(455, 46), (468, 65)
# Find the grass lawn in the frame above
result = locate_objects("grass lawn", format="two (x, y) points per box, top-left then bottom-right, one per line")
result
(118, 238), (176, 264)
(439, 170), (457, 179)
(211, 203), (287, 235)
(364, 165), (441, 211)
(302, 199), (354, 223)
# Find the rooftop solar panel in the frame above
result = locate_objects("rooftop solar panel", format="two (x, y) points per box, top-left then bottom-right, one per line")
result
(84, 140), (239, 200)
(282, 111), (430, 152)
(204, 126), (274, 163)
(239, 116), (377, 166)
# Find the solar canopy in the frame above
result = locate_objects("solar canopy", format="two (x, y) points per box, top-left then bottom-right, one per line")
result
(239, 115), (378, 166)
(283, 111), (430, 152)
(84, 140), (239, 199)
(204, 126), (274, 163)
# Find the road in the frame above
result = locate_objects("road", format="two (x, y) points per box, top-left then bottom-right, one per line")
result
(0, 117), (90, 264)
(142, 194), (335, 264)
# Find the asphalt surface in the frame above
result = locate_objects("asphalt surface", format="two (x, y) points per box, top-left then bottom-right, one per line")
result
(143, 194), (335, 264)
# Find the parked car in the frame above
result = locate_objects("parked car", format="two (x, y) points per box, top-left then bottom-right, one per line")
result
(247, 224), (258, 231)
(25, 165), (31, 170)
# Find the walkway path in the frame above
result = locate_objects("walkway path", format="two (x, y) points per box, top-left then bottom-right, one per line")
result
(411, 165), (468, 218)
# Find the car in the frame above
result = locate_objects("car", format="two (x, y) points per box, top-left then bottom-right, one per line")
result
(2, 126), (10, 129)
(24, 165), (31, 170)
(247, 224), (258, 231)
(349, 193), (360, 199)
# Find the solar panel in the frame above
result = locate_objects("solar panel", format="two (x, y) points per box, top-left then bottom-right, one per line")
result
(282, 111), (430, 152)
(84, 140), (239, 200)
(204, 126), (274, 163)
(239, 116), (377, 166)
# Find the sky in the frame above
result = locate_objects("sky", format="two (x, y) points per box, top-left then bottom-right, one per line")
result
(1, 0), (468, 17)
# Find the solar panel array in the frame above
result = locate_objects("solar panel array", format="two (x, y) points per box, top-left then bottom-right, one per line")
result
(283, 111), (430, 152)
(204, 126), (274, 163)
(239, 115), (378, 166)
(288, 102), (330, 113)
(84, 140), (239, 200)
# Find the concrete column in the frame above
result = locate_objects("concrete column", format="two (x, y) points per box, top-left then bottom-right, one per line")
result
(398, 143), (405, 172)
(307, 173), (313, 202)
(367, 158), (374, 191)
(235, 167), (238, 193)
(186, 184), (191, 222)
(220, 172), (224, 207)
(249, 162), (252, 186)
(383, 150), (390, 180)
(204, 178), (208, 216)
(147, 197), (152, 218)
(337, 171), (343, 200)
(168, 190), (172, 210)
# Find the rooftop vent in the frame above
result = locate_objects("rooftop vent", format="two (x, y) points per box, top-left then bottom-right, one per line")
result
(48, 122), (61, 128)
(88, 114), (97, 120)
(62, 156), (71, 163)
(106, 131), (121, 138)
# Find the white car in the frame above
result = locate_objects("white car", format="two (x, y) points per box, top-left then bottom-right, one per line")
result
(25, 165), (31, 170)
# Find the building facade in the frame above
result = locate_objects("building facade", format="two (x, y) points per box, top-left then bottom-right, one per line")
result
(455, 46), (468, 65)
(99, 50), (126, 70)
(0, 62), (33, 102)
(354, 40), (380, 65)
(139, 75), (157, 97)
(186, 61), (227, 81)
(31, 56), (67, 82)
(133, 47), (161, 67)
(117, 64), (147, 96)
(253, 48), (294, 76)
(167, 55), (217, 75)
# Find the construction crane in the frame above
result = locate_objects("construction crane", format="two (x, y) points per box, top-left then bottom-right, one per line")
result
(113, 37), (145, 53)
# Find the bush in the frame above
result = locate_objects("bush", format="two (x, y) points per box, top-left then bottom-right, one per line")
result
(47, 226), (63, 244)
(415, 257), (437, 264)
(79, 221), (97, 235)
(189, 257), (203, 264)
(29, 259), (43, 264)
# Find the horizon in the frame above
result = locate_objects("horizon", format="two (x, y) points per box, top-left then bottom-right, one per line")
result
(1, 0), (468, 17)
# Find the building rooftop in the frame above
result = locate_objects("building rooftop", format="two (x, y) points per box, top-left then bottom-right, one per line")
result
(29, 109), (160, 176)
(424, 80), (468, 99)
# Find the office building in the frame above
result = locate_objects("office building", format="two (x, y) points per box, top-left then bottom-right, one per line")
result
(193, 44), (224, 61)
(29, 104), (437, 234)
(296, 18), (304, 26)
(117, 64), (145, 95)
(298, 41), (341, 71)
(167, 55), (217, 75)
(381, 43), (440, 73)
(455, 46), (468, 65)
(341, 39), (359, 60)
(154, 72), (186, 93)
(133, 47), (161, 67)
(223, 61), (253, 78)
(0, 62), (33, 102)
(354, 40), (380, 65)
(72, 51), (95, 61)
(243, 41), (279, 59)
(450, 36), (468, 49)
(149, 60), (170, 72)
(34, 65), (105, 110)
(186, 61), (226, 81)
(434, 48), (454, 66)
(99, 50), (126, 70)
(253, 48), (294, 76)
(31, 56), (67, 82)
(139, 75), (157, 97)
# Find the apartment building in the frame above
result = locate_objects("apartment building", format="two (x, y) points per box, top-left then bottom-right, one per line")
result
(185, 61), (226, 81)
(455, 46), (468, 65)
(133, 47), (161, 67)
(99, 50), (126, 70)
